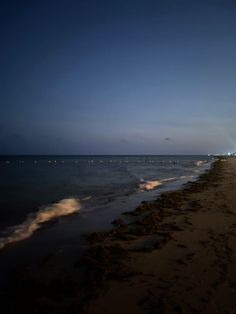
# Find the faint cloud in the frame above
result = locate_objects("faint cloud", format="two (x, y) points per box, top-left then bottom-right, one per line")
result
(132, 132), (147, 141)
(119, 138), (129, 144)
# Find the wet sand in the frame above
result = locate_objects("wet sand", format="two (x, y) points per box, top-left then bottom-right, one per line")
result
(3, 157), (236, 313)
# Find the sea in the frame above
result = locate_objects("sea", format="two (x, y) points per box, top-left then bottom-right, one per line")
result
(0, 155), (212, 281)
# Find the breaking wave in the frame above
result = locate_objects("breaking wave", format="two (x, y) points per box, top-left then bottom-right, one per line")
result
(139, 177), (177, 190)
(195, 160), (207, 166)
(0, 198), (81, 250)
(139, 180), (162, 190)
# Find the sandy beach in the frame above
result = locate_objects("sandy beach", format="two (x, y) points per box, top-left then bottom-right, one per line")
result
(2, 0), (236, 312)
(3, 157), (236, 313)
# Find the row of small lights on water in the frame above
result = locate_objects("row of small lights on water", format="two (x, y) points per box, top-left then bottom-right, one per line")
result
(2, 159), (181, 165)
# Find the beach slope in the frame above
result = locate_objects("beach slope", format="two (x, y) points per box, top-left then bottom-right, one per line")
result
(84, 158), (236, 314)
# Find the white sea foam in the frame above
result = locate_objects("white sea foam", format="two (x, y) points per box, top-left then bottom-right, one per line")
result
(139, 180), (162, 190)
(139, 177), (177, 190)
(162, 177), (177, 183)
(196, 160), (207, 166)
(81, 195), (92, 201)
(180, 175), (195, 179)
(0, 198), (80, 250)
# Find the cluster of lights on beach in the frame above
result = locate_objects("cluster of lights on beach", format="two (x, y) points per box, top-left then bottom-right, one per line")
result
(208, 152), (236, 157)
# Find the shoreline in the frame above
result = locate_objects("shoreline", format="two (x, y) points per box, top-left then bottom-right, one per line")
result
(0, 156), (209, 246)
(3, 157), (236, 313)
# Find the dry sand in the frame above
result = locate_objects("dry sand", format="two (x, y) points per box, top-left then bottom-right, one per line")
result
(84, 158), (236, 314)
(3, 157), (236, 314)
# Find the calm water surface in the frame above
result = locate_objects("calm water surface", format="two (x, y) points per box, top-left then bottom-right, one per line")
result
(0, 155), (212, 282)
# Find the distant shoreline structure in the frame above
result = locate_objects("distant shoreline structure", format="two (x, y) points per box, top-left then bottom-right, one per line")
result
(208, 152), (236, 158)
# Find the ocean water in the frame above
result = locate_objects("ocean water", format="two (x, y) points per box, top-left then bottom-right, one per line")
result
(0, 155), (212, 252)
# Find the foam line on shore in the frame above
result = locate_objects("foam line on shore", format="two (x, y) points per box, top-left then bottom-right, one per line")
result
(139, 177), (177, 190)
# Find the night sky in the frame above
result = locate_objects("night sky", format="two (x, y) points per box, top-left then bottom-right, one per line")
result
(1, 0), (236, 155)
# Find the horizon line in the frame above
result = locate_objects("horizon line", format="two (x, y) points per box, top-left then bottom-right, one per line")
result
(0, 154), (211, 156)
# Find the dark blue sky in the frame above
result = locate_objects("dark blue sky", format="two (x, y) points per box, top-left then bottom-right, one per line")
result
(1, 0), (236, 154)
